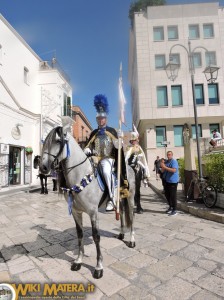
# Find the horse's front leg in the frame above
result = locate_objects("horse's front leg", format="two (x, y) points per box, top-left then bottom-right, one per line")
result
(128, 195), (136, 248)
(71, 212), (84, 271)
(40, 175), (44, 194)
(44, 176), (48, 194)
(91, 213), (103, 279)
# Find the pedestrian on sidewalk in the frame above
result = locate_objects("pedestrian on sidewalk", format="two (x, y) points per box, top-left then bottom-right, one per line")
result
(159, 159), (166, 194)
(160, 151), (179, 216)
(153, 156), (160, 180)
(209, 129), (222, 148)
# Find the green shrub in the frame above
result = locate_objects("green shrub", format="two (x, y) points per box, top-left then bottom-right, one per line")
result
(203, 153), (224, 192)
(129, 0), (166, 27)
(177, 158), (185, 183)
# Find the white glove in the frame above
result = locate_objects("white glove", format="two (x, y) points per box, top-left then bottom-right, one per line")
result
(117, 129), (123, 138)
(84, 148), (92, 156)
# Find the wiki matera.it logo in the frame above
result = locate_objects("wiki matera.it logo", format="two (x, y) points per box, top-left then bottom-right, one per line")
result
(0, 284), (16, 300)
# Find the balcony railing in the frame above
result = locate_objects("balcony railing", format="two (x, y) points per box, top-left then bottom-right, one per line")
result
(39, 58), (70, 83)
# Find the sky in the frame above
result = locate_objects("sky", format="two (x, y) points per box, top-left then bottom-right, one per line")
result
(0, 0), (223, 131)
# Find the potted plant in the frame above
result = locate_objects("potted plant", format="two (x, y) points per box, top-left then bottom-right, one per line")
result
(25, 146), (33, 155)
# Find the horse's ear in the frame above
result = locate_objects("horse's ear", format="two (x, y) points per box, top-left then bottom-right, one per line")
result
(55, 126), (63, 139)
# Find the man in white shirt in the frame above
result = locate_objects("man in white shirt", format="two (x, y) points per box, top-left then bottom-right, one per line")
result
(210, 129), (222, 147)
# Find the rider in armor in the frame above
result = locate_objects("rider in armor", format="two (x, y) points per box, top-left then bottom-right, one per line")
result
(84, 94), (128, 211)
(125, 126), (150, 214)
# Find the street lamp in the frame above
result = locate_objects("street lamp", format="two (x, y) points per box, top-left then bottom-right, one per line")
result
(161, 141), (170, 158)
(165, 40), (220, 179)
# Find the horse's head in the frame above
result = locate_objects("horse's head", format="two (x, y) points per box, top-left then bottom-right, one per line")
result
(33, 155), (40, 169)
(40, 126), (65, 174)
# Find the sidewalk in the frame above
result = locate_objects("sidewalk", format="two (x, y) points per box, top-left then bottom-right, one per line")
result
(148, 174), (224, 224)
(0, 183), (53, 197)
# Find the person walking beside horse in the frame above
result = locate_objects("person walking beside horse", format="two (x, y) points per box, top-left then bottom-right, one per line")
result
(125, 127), (150, 214)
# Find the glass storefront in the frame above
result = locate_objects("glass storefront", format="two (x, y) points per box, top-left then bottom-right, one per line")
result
(9, 146), (21, 185)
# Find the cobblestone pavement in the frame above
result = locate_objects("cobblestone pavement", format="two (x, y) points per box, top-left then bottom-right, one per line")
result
(0, 187), (224, 299)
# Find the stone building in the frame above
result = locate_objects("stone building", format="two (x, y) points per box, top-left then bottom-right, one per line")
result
(129, 2), (224, 169)
(0, 14), (72, 189)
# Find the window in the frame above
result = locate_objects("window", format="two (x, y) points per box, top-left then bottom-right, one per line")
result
(157, 86), (168, 106)
(208, 83), (219, 104)
(63, 94), (72, 116)
(195, 84), (204, 105)
(203, 24), (214, 38)
(171, 85), (182, 106)
(189, 24), (200, 39)
(156, 126), (166, 147)
(205, 51), (217, 66)
(24, 67), (29, 84)
(191, 125), (202, 139)
(193, 52), (202, 68)
(168, 26), (178, 40)
(153, 27), (164, 41)
(169, 53), (180, 64)
(155, 55), (166, 69)
(209, 124), (220, 137)
(174, 125), (183, 146)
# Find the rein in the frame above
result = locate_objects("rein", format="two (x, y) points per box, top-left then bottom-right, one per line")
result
(66, 156), (89, 174)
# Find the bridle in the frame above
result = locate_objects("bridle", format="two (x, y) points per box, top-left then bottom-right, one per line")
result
(43, 137), (90, 174)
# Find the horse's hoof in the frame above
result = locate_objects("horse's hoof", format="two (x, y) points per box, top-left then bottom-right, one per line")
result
(117, 233), (124, 240)
(93, 269), (103, 279)
(71, 263), (82, 271)
(128, 241), (136, 248)
(45, 191), (48, 194)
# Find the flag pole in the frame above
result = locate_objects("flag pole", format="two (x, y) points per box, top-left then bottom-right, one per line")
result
(116, 118), (122, 220)
(116, 62), (124, 221)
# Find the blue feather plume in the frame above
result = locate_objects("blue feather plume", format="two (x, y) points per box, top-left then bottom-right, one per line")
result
(94, 94), (109, 114)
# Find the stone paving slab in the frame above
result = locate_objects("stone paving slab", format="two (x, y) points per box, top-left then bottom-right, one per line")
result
(0, 187), (224, 299)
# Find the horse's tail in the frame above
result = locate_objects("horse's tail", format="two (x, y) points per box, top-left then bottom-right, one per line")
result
(121, 195), (134, 229)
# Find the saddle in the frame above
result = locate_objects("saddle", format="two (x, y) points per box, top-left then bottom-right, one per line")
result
(89, 157), (129, 207)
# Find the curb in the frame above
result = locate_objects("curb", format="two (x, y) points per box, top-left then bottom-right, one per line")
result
(148, 182), (224, 224)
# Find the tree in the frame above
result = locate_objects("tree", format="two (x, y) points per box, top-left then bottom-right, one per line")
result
(129, 0), (166, 28)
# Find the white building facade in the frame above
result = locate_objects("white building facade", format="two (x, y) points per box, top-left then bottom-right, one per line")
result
(0, 14), (72, 189)
(129, 2), (224, 169)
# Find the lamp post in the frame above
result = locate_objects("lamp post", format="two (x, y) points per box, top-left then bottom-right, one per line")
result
(161, 141), (170, 158)
(165, 40), (220, 179)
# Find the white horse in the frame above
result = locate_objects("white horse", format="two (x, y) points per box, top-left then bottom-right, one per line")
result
(39, 126), (135, 279)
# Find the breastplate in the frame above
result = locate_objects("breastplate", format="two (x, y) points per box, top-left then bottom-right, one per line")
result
(94, 132), (114, 157)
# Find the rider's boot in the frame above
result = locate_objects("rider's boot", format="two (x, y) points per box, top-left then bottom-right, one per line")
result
(106, 198), (115, 212)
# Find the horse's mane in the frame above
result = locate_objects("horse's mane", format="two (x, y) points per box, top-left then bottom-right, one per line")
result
(45, 126), (78, 194)
(43, 126), (65, 157)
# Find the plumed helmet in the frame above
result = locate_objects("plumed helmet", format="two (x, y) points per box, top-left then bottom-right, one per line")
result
(130, 124), (139, 141)
(130, 132), (139, 141)
(94, 94), (109, 118)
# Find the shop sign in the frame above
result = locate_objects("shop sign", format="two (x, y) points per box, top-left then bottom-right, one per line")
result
(0, 144), (9, 154)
